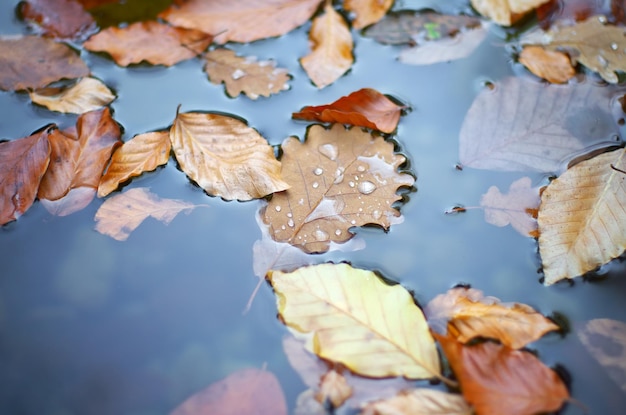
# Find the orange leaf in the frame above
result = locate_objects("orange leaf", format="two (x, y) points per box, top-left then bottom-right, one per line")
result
(292, 88), (405, 133)
(519, 45), (575, 84)
(19, 0), (96, 41)
(0, 127), (51, 225)
(344, 0), (393, 29)
(435, 334), (569, 415)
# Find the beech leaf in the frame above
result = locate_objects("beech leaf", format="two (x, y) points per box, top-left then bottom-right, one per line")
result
(361, 389), (472, 415)
(470, 0), (551, 26)
(19, 0), (97, 41)
(29, 77), (116, 114)
(300, 1), (354, 89)
(343, 0), (393, 29)
(518, 46), (576, 84)
(538, 148), (626, 284)
(263, 123), (414, 253)
(267, 263), (441, 379)
(203, 48), (291, 99)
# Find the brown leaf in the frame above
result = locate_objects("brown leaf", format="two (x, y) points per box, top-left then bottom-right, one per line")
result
(292, 88), (405, 134)
(170, 110), (289, 201)
(435, 334), (569, 415)
(470, 0), (550, 26)
(518, 45), (576, 83)
(19, 0), (97, 40)
(343, 0), (393, 29)
(263, 123), (414, 253)
(315, 370), (353, 408)
(29, 77), (116, 114)
(0, 128), (51, 225)
(169, 367), (287, 415)
(38, 108), (122, 201)
(98, 131), (171, 197)
(537, 0), (626, 28)
(300, 1), (354, 88)
(203, 48), (291, 99)
(424, 287), (559, 349)
(83, 21), (212, 67)
(361, 389), (472, 415)
(0, 35), (90, 91)
(94, 187), (199, 241)
(160, 0), (323, 44)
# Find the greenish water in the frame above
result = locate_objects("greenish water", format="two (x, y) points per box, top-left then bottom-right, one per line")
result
(1, 0), (626, 414)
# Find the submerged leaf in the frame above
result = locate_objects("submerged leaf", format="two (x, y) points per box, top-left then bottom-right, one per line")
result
(343, 0), (393, 29)
(361, 389), (472, 415)
(518, 45), (576, 84)
(29, 77), (116, 114)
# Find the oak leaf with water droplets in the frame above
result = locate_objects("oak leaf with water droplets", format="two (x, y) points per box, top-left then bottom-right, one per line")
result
(29, 77), (116, 114)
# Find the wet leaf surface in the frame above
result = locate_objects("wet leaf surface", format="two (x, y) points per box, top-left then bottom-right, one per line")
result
(343, 0), (393, 29)
(537, 0), (626, 28)
(518, 45), (576, 84)
(361, 389), (472, 415)
(19, 0), (97, 40)
(29, 77), (116, 114)
(470, 0), (551, 26)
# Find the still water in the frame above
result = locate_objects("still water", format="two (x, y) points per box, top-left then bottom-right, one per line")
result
(1, 0), (626, 414)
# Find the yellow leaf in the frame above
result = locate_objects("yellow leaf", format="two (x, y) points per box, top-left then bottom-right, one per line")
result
(170, 110), (289, 201)
(300, 1), (354, 88)
(343, 0), (393, 29)
(29, 77), (116, 114)
(361, 389), (472, 415)
(267, 263), (441, 379)
(538, 148), (626, 284)
(470, 0), (550, 26)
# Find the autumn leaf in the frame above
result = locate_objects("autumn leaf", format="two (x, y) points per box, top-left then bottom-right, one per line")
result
(263, 123), (414, 253)
(84, 21), (212, 67)
(300, 1), (354, 89)
(518, 45), (576, 83)
(538, 148), (626, 285)
(160, 0), (323, 44)
(537, 0), (626, 29)
(424, 287), (559, 349)
(0, 35), (89, 91)
(316, 370), (352, 408)
(459, 77), (624, 174)
(470, 0), (551, 26)
(169, 368), (287, 415)
(40, 187), (96, 217)
(267, 263), (441, 379)
(203, 48), (291, 99)
(361, 389), (472, 415)
(170, 110), (289, 201)
(343, 0), (393, 29)
(435, 334), (569, 415)
(19, 0), (97, 41)
(94, 187), (200, 241)
(98, 131), (171, 197)
(29, 77), (116, 114)
(0, 127), (51, 225)
(293, 89), (405, 134)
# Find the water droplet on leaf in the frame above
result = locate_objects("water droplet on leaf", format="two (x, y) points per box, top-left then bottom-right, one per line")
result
(318, 143), (338, 160)
(358, 180), (376, 194)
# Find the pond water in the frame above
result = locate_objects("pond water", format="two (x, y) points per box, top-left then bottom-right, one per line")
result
(1, 0), (626, 414)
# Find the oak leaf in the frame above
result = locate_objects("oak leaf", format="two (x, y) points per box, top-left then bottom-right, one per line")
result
(0, 127), (51, 225)
(0, 35), (89, 91)
(300, 1), (354, 89)
(169, 110), (289, 201)
(470, 0), (550, 26)
(538, 148), (626, 284)
(98, 131), (171, 197)
(361, 389), (472, 415)
(263, 123), (414, 253)
(83, 21), (212, 67)
(292, 88), (405, 134)
(343, 0), (393, 29)
(29, 77), (116, 114)
(435, 334), (569, 415)
(169, 368), (287, 415)
(203, 48), (290, 99)
(518, 45), (576, 83)
(94, 187), (199, 241)
(19, 0), (97, 41)
(424, 287), (559, 349)
(160, 0), (323, 44)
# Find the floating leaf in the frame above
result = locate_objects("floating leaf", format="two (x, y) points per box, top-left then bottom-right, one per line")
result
(98, 131), (171, 197)
(316, 370), (352, 408)
(300, 1), (354, 88)
(0, 35), (89, 91)
(459, 77), (624, 174)
(0, 128), (51, 225)
(518, 45), (576, 84)
(470, 0), (550, 26)
(204, 48), (290, 99)
(263, 123), (414, 253)
(267, 263), (441, 379)
(160, 0), (323, 44)
(292, 88), (405, 133)
(343, 0), (393, 29)
(361, 389), (472, 415)
(83, 21), (212, 67)
(29, 77), (116, 114)
(538, 148), (626, 284)
(169, 368), (287, 415)
(19, 0), (97, 40)
(170, 110), (289, 201)
(424, 287), (559, 349)
(94, 187), (199, 241)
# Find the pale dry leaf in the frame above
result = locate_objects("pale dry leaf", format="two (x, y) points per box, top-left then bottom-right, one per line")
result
(301, 1), (354, 88)
(471, 0), (550, 26)
(361, 389), (472, 415)
(538, 148), (626, 284)
(170, 110), (289, 201)
(204, 48), (290, 99)
(94, 187), (199, 241)
(29, 77), (115, 114)
(40, 186), (96, 216)
(315, 370), (352, 408)
(343, 0), (393, 29)
(518, 46), (576, 84)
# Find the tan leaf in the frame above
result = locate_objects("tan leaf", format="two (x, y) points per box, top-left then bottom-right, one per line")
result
(424, 287), (559, 349)
(29, 77), (116, 114)
(98, 131), (171, 197)
(263, 123), (414, 253)
(169, 110), (289, 201)
(0, 127), (51, 225)
(203, 48), (290, 99)
(344, 0), (393, 29)
(300, 1), (354, 88)
(160, 0), (323, 44)
(267, 263), (441, 379)
(315, 370), (352, 408)
(19, 0), (96, 41)
(518, 45), (576, 84)
(538, 148), (626, 284)
(470, 0), (550, 26)
(361, 389), (472, 415)
(94, 187), (199, 241)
